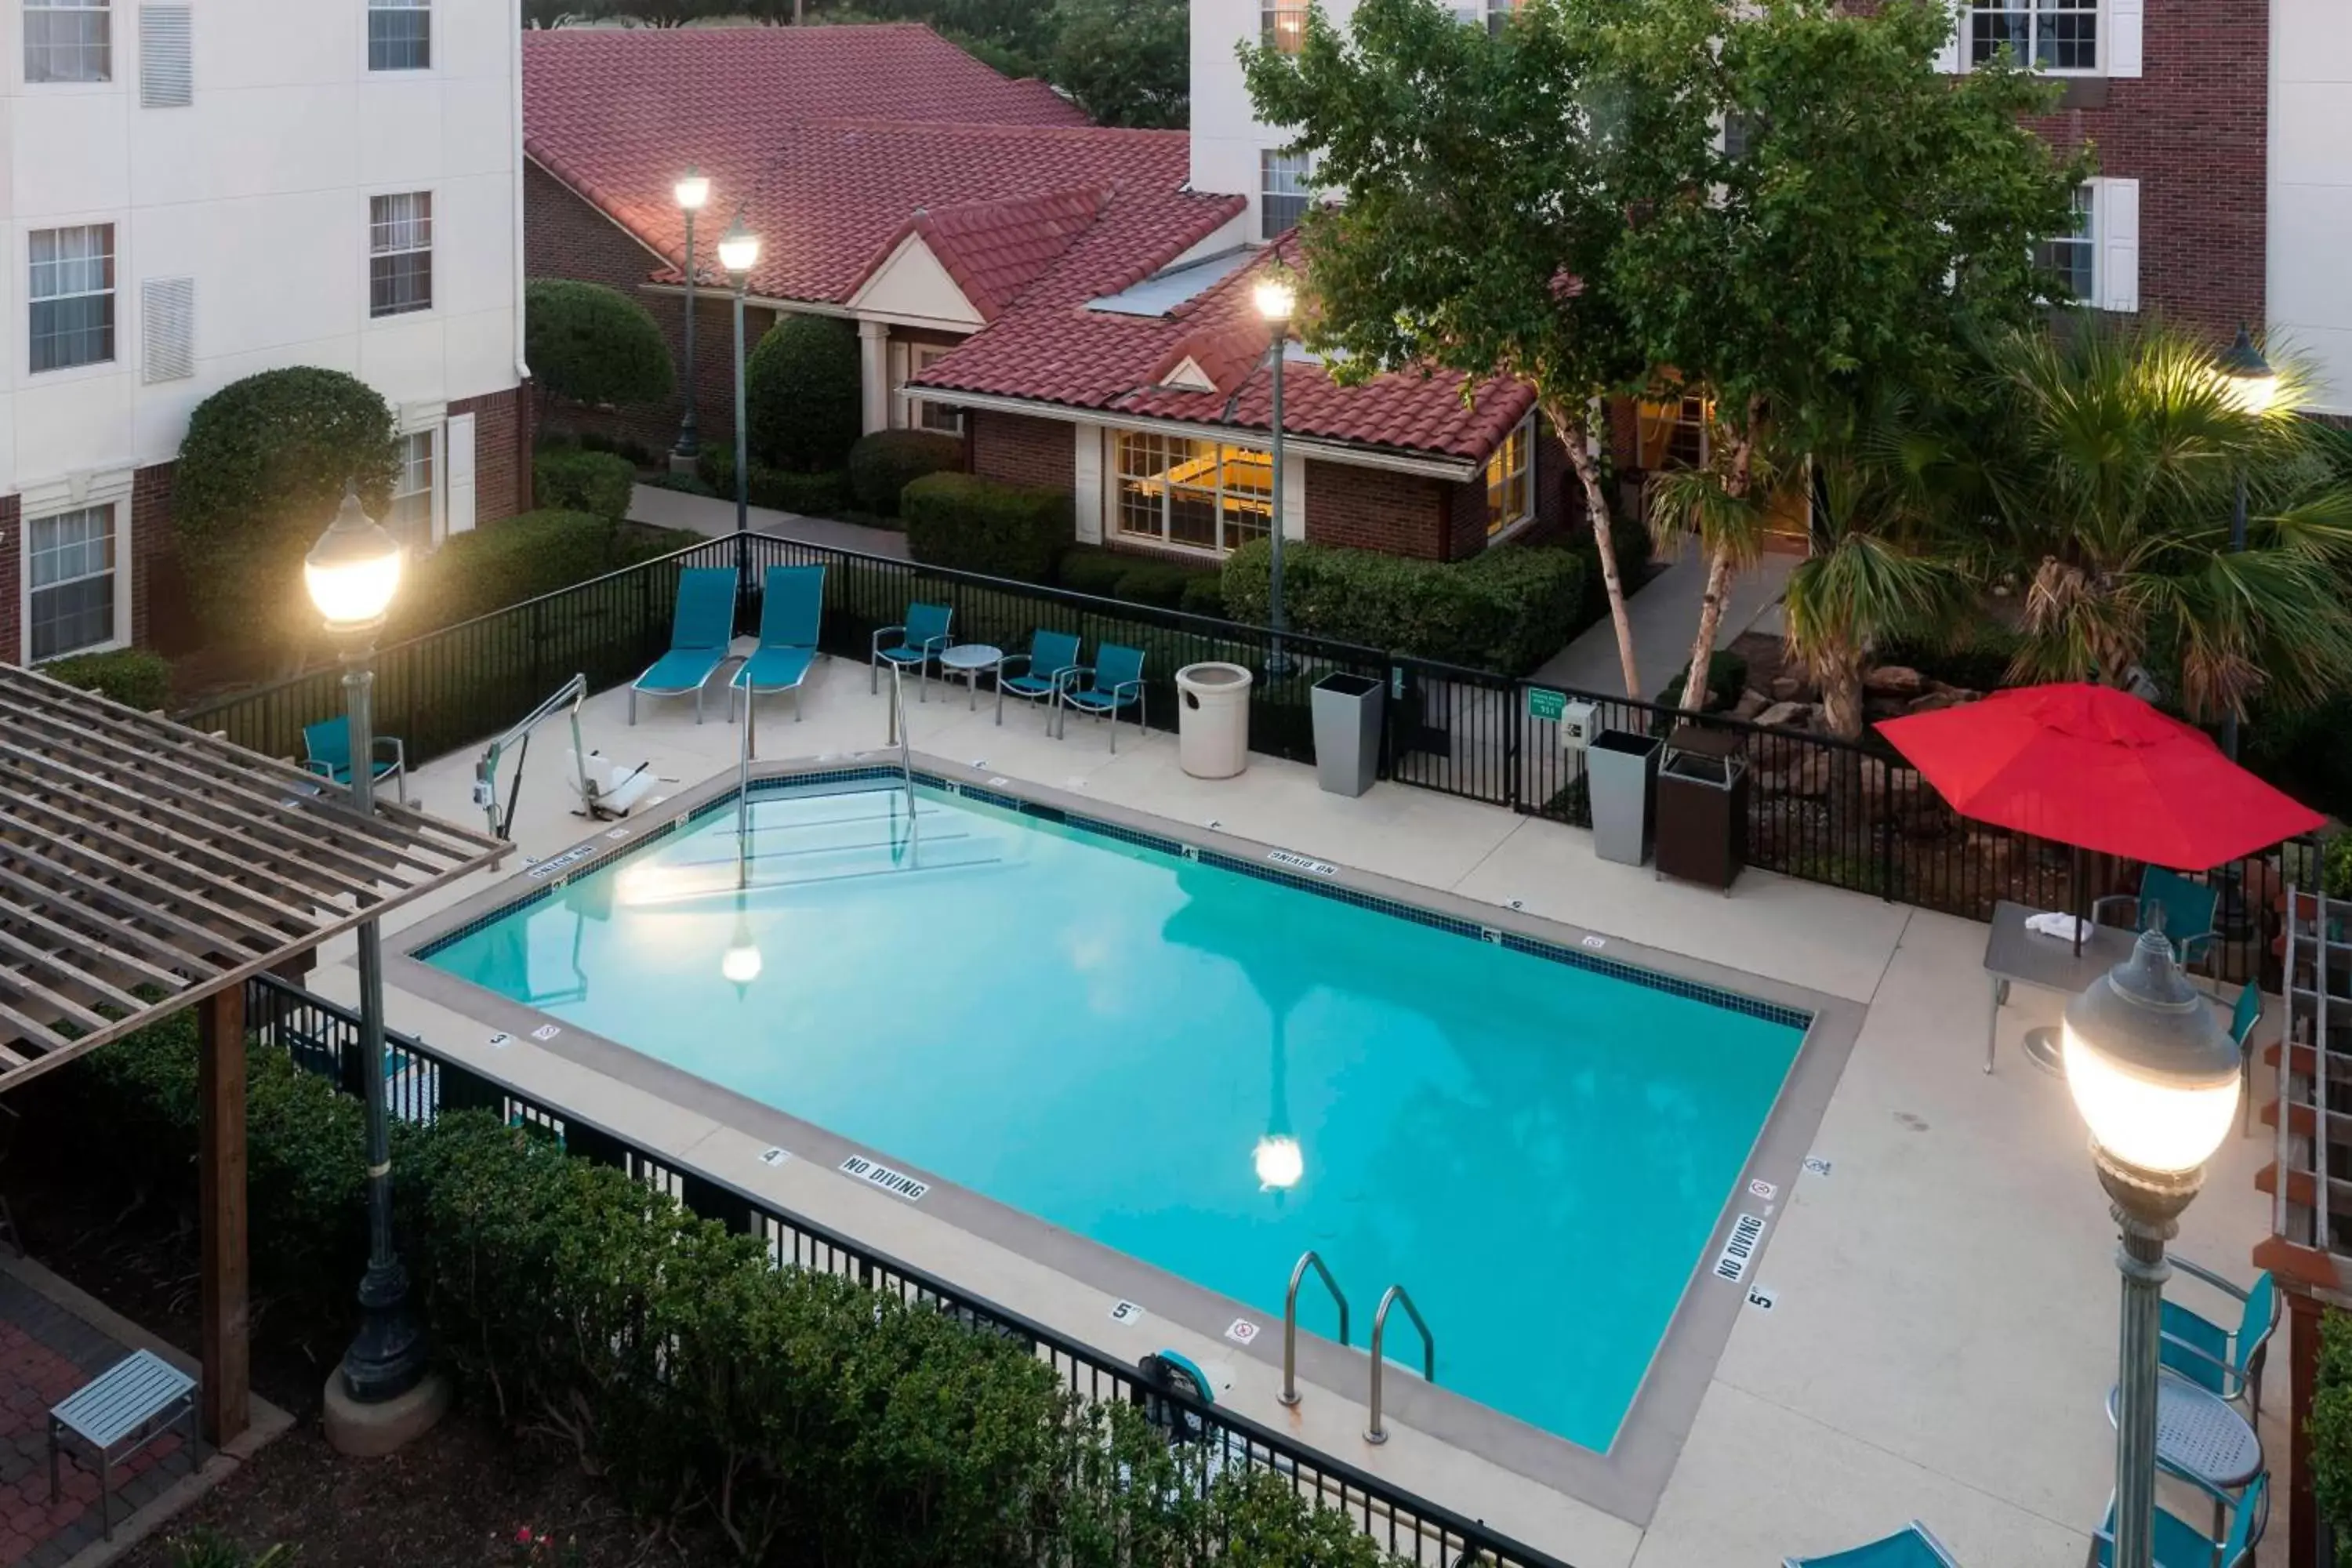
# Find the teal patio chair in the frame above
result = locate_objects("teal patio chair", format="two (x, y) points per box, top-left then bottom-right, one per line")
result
(2160, 1259), (2277, 1425)
(870, 601), (953, 702)
(1057, 642), (1146, 751)
(2227, 982), (2263, 1135)
(996, 630), (1082, 729)
(630, 567), (739, 725)
(731, 564), (826, 722)
(2092, 1472), (2265, 1568)
(1783, 1521), (1961, 1568)
(303, 715), (406, 804)
(2095, 867), (2221, 985)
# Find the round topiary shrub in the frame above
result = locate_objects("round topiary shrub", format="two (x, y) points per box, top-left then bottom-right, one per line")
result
(524, 278), (674, 412)
(172, 368), (399, 648)
(848, 430), (962, 516)
(746, 314), (861, 474)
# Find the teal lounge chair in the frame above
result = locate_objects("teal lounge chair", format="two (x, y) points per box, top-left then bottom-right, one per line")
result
(2095, 867), (2220, 985)
(1783, 1521), (1961, 1567)
(871, 601), (953, 702)
(996, 630), (1082, 728)
(2160, 1259), (2277, 1424)
(731, 564), (825, 722)
(2227, 982), (2263, 1135)
(1058, 642), (1146, 750)
(303, 716), (406, 804)
(2092, 1472), (2265, 1568)
(630, 568), (739, 725)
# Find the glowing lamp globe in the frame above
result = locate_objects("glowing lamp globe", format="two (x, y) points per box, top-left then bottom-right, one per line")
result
(674, 168), (710, 212)
(303, 486), (404, 633)
(2061, 928), (2241, 1178)
(721, 941), (763, 989)
(1254, 278), (1296, 323)
(2216, 325), (2278, 418)
(717, 220), (761, 280)
(1254, 1134), (1303, 1192)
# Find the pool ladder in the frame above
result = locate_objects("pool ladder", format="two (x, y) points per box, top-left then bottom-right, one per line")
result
(1277, 1252), (1436, 1446)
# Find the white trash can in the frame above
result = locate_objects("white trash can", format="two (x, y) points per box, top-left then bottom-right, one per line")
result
(1175, 662), (1254, 779)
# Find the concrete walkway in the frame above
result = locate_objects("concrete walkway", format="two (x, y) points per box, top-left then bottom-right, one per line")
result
(628, 482), (909, 560)
(1534, 549), (1795, 702)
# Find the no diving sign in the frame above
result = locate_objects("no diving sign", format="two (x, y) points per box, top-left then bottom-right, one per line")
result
(840, 1154), (929, 1203)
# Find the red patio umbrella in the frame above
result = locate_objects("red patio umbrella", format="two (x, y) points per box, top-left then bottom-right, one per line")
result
(1875, 682), (2325, 869)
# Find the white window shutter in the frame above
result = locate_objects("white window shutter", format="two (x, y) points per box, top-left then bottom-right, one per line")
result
(445, 414), (477, 539)
(1282, 448), (1306, 539)
(2107, 0), (2143, 77)
(140, 5), (192, 106)
(140, 277), (194, 383)
(1073, 424), (1105, 544)
(2096, 178), (2140, 314)
(1934, 2), (1963, 73)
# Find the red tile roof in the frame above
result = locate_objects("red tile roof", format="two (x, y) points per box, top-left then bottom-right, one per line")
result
(896, 188), (1109, 322)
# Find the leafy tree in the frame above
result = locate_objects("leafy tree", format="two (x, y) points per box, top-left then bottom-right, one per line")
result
(525, 278), (675, 419)
(745, 312), (862, 472)
(172, 368), (399, 651)
(1047, 0), (1188, 127)
(1242, 0), (1653, 696)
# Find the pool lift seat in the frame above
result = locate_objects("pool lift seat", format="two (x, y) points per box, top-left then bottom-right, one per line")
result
(473, 675), (656, 854)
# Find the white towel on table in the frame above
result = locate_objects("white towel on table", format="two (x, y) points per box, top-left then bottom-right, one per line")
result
(2025, 911), (2092, 942)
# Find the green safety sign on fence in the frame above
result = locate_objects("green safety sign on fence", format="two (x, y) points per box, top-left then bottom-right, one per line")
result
(1526, 687), (1566, 723)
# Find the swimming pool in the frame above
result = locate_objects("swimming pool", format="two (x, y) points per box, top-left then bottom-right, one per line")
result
(421, 774), (1809, 1452)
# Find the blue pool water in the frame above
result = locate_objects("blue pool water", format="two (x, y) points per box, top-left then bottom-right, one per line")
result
(425, 780), (1806, 1450)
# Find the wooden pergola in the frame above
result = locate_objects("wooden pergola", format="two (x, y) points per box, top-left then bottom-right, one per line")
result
(0, 664), (502, 1442)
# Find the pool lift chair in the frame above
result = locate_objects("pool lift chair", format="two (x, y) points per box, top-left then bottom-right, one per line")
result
(474, 673), (656, 854)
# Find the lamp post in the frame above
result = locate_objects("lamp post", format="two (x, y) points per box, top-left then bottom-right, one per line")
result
(722, 899), (762, 997)
(2215, 325), (2278, 761)
(671, 167), (711, 464)
(717, 215), (763, 578)
(2060, 927), (2242, 1568)
(1253, 1011), (1302, 1195)
(1253, 276), (1295, 677)
(305, 487), (429, 1415)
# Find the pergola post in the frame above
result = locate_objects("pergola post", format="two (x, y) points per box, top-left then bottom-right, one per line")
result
(197, 984), (249, 1446)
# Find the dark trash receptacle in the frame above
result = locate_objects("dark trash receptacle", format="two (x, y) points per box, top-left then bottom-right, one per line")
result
(1654, 725), (1748, 891)
(1588, 729), (1663, 865)
(1311, 672), (1385, 797)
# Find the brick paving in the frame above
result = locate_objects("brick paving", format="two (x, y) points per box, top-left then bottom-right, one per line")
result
(0, 1275), (190, 1568)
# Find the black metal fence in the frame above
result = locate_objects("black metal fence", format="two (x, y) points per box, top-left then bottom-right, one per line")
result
(184, 529), (2307, 982)
(243, 971), (1569, 1568)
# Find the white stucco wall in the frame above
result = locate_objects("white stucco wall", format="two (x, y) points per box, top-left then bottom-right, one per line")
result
(2268, 0), (2352, 417)
(0, 0), (524, 496)
(1191, 0), (1362, 237)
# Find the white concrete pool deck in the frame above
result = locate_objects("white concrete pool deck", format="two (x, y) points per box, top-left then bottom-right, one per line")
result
(302, 647), (2285, 1568)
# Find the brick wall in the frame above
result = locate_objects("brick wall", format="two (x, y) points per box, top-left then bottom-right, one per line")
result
(1303, 460), (1448, 558)
(130, 463), (179, 651)
(968, 410), (1075, 492)
(452, 385), (532, 524)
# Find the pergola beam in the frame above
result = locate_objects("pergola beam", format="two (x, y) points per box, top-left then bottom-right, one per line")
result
(197, 984), (249, 1445)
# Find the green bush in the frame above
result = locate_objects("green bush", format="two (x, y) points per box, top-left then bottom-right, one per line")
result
(390, 510), (687, 633)
(696, 448), (850, 517)
(2245, 692), (2352, 825)
(172, 368), (400, 648)
(746, 314), (862, 474)
(644, 470), (717, 498)
(1054, 545), (1131, 598)
(1055, 546), (1222, 613)
(848, 430), (964, 517)
(42, 648), (172, 711)
(524, 278), (674, 411)
(1654, 649), (1751, 712)
(1179, 574), (1227, 619)
(532, 448), (636, 521)
(904, 473), (1071, 583)
(578, 428), (661, 467)
(1221, 541), (1585, 673)
(2313, 1308), (2352, 1564)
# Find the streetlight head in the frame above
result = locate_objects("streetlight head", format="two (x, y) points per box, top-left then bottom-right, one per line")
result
(2216, 324), (2278, 417)
(1254, 277), (1296, 324)
(1253, 1133), (1303, 1191)
(303, 484), (403, 633)
(2061, 927), (2241, 1179)
(717, 217), (761, 281)
(674, 167), (710, 213)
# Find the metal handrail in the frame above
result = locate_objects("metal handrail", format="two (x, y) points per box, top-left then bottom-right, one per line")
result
(1365, 1283), (1434, 1446)
(887, 660), (920, 865)
(735, 667), (758, 890)
(1279, 1250), (1350, 1408)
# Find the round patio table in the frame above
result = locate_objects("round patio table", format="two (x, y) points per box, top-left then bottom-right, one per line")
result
(938, 644), (1004, 712)
(2105, 1370), (2261, 1537)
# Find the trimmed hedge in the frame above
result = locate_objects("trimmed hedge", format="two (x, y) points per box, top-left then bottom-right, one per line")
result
(532, 448), (636, 521)
(42, 648), (172, 711)
(903, 474), (1071, 583)
(746, 314), (861, 474)
(848, 430), (963, 517)
(1221, 540), (1586, 674)
(697, 448), (851, 517)
(1055, 545), (1222, 614)
(394, 510), (697, 633)
(524, 278), (674, 412)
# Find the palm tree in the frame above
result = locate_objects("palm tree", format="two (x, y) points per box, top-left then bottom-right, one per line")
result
(1971, 318), (2352, 724)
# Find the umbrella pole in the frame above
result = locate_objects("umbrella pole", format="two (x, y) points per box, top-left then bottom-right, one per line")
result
(2074, 844), (2085, 957)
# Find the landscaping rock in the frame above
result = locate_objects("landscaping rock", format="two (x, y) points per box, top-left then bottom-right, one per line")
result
(1769, 675), (1804, 702)
(1754, 700), (1812, 729)
(1731, 688), (1771, 721)
(1864, 665), (1927, 697)
(1906, 689), (1973, 714)
(1793, 750), (1834, 797)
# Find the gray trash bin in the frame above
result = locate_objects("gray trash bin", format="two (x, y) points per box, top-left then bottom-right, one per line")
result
(1310, 672), (1384, 797)
(1587, 728), (1663, 865)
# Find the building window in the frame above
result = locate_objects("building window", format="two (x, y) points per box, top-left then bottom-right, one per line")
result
(1261, 1), (1305, 53)
(369, 192), (433, 318)
(388, 430), (436, 553)
(905, 343), (963, 436)
(24, 0), (109, 82)
(30, 224), (115, 373)
(2036, 184), (2096, 301)
(27, 505), (118, 661)
(1114, 431), (1272, 556)
(1969, 0), (2096, 71)
(1485, 0), (1518, 34)
(368, 0), (429, 69)
(1486, 417), (1533, 537)
(1261, 151), (1309, 240)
